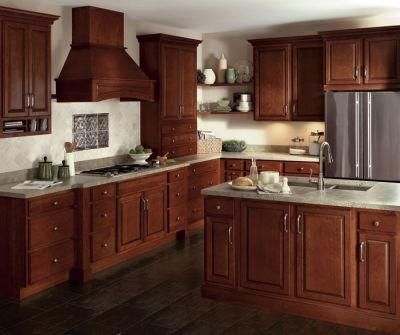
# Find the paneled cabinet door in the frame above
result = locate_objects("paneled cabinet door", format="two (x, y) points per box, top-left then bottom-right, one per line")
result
(117, 192), (144, 252)
(143, 185), (167, 241)
(296, 206), (351, 306)
(292, 42), (324, 121)
(359, 232), (396, 314)
(3, 21), (29, 117)
(364, 35), (400, 85)
(161, 45), (180, 120)
(205, 216), (235, 287)
(180, 48), (197, 119)
(240, 201), (290, 296)
(325, 38), (362, 85)
(29, 25), (51, 116)
(255, 45), (290, 121)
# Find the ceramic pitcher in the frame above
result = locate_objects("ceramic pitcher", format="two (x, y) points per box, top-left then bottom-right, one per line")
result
(225, 68), (237, 84)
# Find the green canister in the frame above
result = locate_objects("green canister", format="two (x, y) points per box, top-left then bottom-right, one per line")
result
(38, 156), (53, 180)
(58, 160), (70, 179)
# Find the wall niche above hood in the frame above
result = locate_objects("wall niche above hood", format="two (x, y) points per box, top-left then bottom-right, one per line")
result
(56, 6), (155, 103)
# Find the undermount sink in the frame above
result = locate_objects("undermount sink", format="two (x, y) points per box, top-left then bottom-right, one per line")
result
(288, 181), (372, 191)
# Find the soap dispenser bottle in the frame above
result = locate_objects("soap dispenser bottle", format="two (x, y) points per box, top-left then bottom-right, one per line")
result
(249, 158), (258, 184)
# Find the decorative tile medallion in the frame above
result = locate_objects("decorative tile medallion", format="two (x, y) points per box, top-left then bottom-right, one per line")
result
(72, 114), (109, 150)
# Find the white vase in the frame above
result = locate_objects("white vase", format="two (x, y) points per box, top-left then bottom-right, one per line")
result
(217, 54), (227, 83)
(203, 68), (216, 85)
(64, 152), (76, 176)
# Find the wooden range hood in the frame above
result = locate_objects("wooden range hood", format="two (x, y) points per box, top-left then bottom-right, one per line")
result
(56, 6), (155, 102)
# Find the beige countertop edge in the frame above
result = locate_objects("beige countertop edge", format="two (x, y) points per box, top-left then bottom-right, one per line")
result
(201, 181), (400, 211)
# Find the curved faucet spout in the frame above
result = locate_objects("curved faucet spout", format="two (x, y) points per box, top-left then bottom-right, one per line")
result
(318, 142), (334, 190)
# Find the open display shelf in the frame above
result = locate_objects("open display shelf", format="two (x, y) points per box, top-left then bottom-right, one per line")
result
(197, 81), (253, 88)
(0, 117), (51, 138)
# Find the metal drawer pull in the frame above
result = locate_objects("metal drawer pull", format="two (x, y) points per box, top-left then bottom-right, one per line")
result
(52, 258), (59, 263)
(176, 192), (180, 197)
(102, 190), (108, 195)
(373, 221), (380, 227)
(360, 241), (366, 262)
(192, 169), (196, 173)
(52, 201), (59, 207)
(53, 226), (59, 231)
(101, 213), (108, 218)
(31, 94), (35, 107)
(176, 173), (180, 178)
(176, 216), (180, 222)
(297, 214), (302, 234)
(283, 213), (289, 233)
(297, 167), (304, 171)
(354, 66), (359, 79)
(216, 205), (221, 210)
(102, 243), (109, 248)
(228, 226), (233, 245)
(284, 105), (288, 115)
(363, 66), (367, 78)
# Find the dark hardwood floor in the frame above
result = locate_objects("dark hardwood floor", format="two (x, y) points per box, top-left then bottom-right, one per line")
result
(0, 230), (387, 335)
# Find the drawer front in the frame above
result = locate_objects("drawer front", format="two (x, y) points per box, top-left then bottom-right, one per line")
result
(168, 168), (187, 183)
(168, 205), (187, 232)
(189, 159), (219, 177)
(169, 182), (188, 208)
(189, 172), (219, 200)
(359, 212), (398, 233)
(164, 143), (197, 158)
(162, 134), (197, 147)
(225, 170), (245, 181)
(224, 159), (244, 171)
(91, 184), (117, 202)
(119, 173), (167, 196)
(284, 162), (319, 175)
(188, 198), (204, 223)
(245, 160), (283, 173)
(29, 191), (75, 216)
(91, 199), (116, 232)
(161, 122), (196, 135)
(29, 240), (74, 284)
(91, 228), (116, 263)
(30, 209), (75, 250)
(205, 197), (234, 217)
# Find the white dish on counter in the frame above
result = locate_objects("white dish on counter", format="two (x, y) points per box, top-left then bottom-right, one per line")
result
(129, 152), (152, 165)
(289, 148), (307, 155)
(258, 183), (282, 193)
(228, 181), (257, 191)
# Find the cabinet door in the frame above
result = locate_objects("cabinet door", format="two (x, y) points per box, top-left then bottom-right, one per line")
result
(255, 45), (290, 120)
(205, 216), (235, 287)
(364, 35), (400, 85)
(180, 47), (197, 120)
(161, 45), (180, 120)
(29, 25), (51, 116)
(325, 38), (362, 86)
(240, 201), (290, 296)
(3, 21), (29, 117)
(144, 185), (167, 241)
(296, 206), (351, 305)
(359, 232), (396, 314)
(292, 42), (324, 121)
(117, 192), (144, 252)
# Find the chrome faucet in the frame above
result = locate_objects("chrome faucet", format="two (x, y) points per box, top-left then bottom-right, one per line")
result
(310, 141), (334, 190)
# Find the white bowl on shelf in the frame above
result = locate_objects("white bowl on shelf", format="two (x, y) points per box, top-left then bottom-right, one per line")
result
(129, 152), (152, 165)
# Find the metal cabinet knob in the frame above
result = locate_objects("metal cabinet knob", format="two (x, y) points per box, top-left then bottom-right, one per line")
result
(298, 167), (304, 172)
(172, 127), (176, 132)
(53, 258), (59, 263)
(373, 221), (380, 227)
(52, 201), (59, 207)
(176, 216), (180, 222)
(101, 213), (108, 218)
(176, 192), (180, 197)
(53, 226), (59, 231)
(102, 243), (109, 248)
(102, 190), (108, 195)
(172, 139), (176, 143)
(176, 173), (180, 178)
(216, 205), (221, 210)
(192, 168), (196, 173)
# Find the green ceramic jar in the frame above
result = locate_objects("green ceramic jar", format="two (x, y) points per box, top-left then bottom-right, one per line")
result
(58, 160), (70, 179)
(38, 156), (53, 180)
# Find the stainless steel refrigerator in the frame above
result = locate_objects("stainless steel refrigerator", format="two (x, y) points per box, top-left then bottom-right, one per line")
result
(325, 91), (400, 181)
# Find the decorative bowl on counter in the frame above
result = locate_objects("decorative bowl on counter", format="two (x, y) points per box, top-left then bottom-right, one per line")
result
(222, 140), (247, 152)
(129, 152), (152, 165)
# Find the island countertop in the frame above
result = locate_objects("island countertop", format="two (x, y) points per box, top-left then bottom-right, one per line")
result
(201, 177), (400, 211)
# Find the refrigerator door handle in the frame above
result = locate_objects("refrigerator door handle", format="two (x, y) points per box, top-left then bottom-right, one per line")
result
(367, 92), (372, 179)
(355, 93), (360, 178)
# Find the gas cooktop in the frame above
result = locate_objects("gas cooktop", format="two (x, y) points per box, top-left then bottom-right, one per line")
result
(80, 164), (153, 177)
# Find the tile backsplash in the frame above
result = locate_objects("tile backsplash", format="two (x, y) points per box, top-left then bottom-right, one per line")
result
(73, 113), (109, 150)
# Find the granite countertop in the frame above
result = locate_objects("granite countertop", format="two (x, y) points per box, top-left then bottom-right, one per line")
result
(0, 151), (318, 199)
(201, 177), (400, 211)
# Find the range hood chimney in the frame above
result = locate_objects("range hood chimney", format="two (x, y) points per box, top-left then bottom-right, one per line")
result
(56, 6), (155, 102)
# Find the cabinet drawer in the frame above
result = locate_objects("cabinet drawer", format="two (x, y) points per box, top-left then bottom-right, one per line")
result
(168, 168), (187, 183)
(245, 160), (283, 173)
(189, 159), (219, 177)
(225, 170), (245, 181)
(164, 143), (196, 158)
(91, 184), (116, 202)
(119, 173), (167, 196)
(189, 173), (219, 200)
(91, 199), (116, 232)
(91, 228), (116, 263)
(359, 212), (398, 233)
(169, 182), (188, 208)
(29, 240), (74, 284)
(29, 191), (75, 216)
(162, 133), (197, 147)
(168, 205), (187, 232)
(284, 162), (319, 175)
(225, 159), (244, 171)
(162, 122), (196, 135)
(188, 198), (204, 223)
(30, 209), (75, 250)
(205, 197), (234, 217)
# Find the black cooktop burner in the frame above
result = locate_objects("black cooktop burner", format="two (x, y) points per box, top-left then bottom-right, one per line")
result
(80, 164), (152, 177)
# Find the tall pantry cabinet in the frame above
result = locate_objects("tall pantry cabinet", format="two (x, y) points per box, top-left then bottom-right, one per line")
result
(138, 34), (201, 158)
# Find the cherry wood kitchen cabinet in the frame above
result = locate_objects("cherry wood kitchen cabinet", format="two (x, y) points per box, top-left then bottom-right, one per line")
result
(0, 7), (58, 137)
(138, 34), (201, 157)
(321, 26), (400, 90)
(240, 201), (290, 296)
(249, 35), (324, 121)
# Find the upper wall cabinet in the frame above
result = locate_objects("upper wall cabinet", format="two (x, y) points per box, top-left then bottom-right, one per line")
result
(321, 26), (400, 91)
(249, 36), (324, 122)
(0, 7), (58, 138)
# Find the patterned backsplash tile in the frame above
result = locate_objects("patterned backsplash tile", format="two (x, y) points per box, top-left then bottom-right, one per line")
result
(73, 114), (109, 150)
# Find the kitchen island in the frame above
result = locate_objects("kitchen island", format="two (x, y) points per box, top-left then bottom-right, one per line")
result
(201, 178), (400, 334)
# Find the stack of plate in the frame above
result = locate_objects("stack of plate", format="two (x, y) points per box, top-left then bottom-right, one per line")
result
(234, 93), (253, 112)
